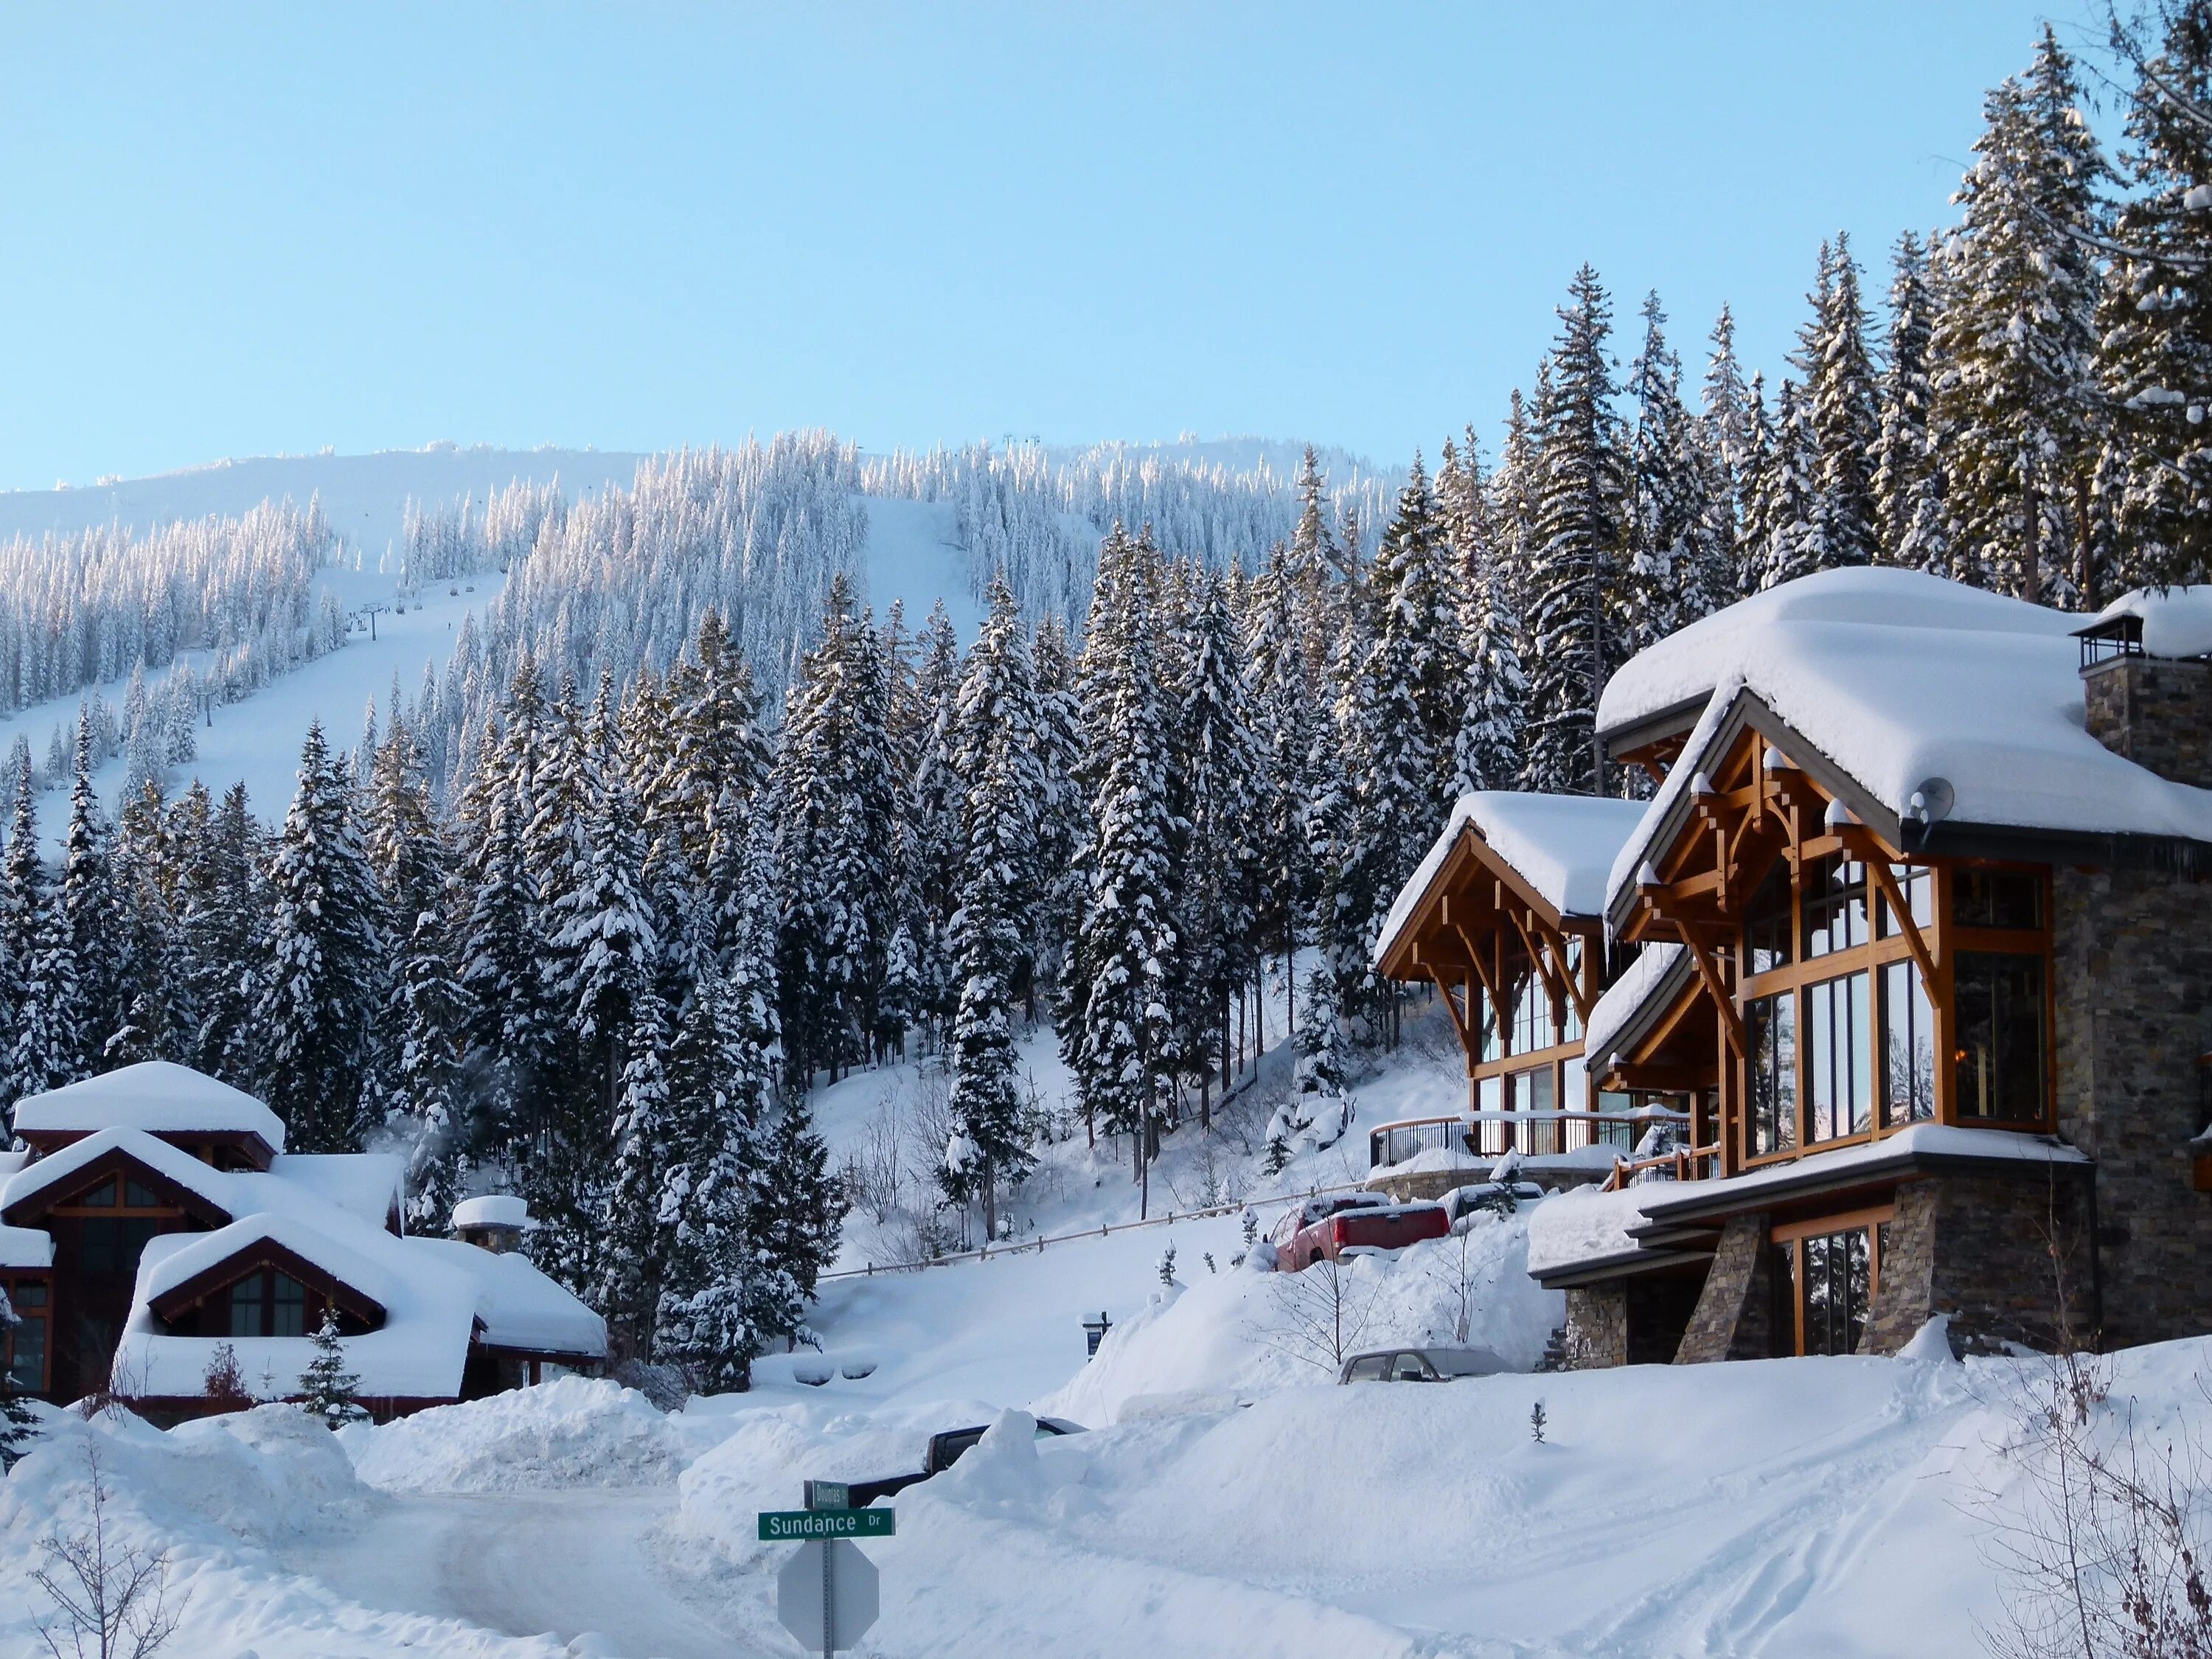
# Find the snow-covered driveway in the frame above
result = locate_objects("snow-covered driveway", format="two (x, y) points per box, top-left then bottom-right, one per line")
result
(287, 1486), (771, 1659)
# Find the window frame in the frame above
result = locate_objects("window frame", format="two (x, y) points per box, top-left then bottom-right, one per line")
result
(1731, 846), (2056, 1169)
(2, 1273), (52, 1395)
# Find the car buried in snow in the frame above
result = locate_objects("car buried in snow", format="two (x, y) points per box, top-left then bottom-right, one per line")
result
(1338, 1344), (1511, 1385)
(1276, 1199), (1450, 1271)
(845, 1416), (1087, 1507)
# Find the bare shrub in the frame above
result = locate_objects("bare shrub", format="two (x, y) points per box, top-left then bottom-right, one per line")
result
(1253, 1254), (1379, 1374)
(33, 1440), (189, 1659)
(200, 1344), (250, 1413)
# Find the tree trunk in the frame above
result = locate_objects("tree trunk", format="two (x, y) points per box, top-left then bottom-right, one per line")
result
(2076, 472), (2095, 610)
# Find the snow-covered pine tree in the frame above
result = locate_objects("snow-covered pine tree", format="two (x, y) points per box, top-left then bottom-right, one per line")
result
(61, 708), (126, 1074)
(905, 600), (967, 1053)
(943, 574), (1044, 1234)
(1452, 553), (1527, 796)
(1028, 613), (1086, 1026)
(1170, 567), (1262, 1112)
(1874, 231), (1947, 571)
(1521, 266), (1628, 795)
(1756, 378), (1822, 588)
(1795, 237), (1882, 572)
(297, 1307), (369, 1429)
(0, 1287), (35, 1469)
(1698, 306), (1753, 574)
(2098, 5), (2212, 588)
(174, 782), (264, 1089)
(364, 713), (470, 1229)
(1933, 27), (2108, 601)
(1242, 539), (1318, 1026)
(0, 756), (53, 1120)
(1624, 292), (1706, 655)
(773, 575), (896, 1083)
(104, 779), (181, 1065)
(1073, 529), (1182, 1204)
(257, 723), (384, 1152)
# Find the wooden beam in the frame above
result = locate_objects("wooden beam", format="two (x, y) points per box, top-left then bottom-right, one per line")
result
(1503, 905), (1571, 1025)
(1861, 853), (1940, 989)
(1686, 941), (1747, 1057)
(1526, 910), (1596, 1022)
(1426, 966), (1476, 1063)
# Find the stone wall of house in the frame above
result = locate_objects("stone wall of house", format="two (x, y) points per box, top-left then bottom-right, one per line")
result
(1865, 1174), (2095, 1355)
(2053, 864), (2212, 1349)
(1563, 1284), (1627, 1369)
(1675, 1214), (1783, 1363)
(2081, 656), (2212, 789)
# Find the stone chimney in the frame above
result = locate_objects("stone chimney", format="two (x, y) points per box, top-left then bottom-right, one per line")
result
(452, 1194), (530, 1254)
(2077, 599), (2212, 790)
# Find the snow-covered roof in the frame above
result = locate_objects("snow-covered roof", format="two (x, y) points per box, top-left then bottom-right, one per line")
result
(1526, 1186), (1658, 1279)
(1582, 944), (1688, 1071)
(264, 1155), (403, 1229)
(406, 1237), (606, 1356)
(0, 1225), (55, 1269)
(0, 1127), (237, 1222)
(0, 1150), (29, 1181)
(2081, 585), (2212, 659)
(1631, 1123), (2090, 1222)
(1597, 568), (2212, 916)
(1376, 791), (1652, 965)
(141, 1214), (403, 1314)
(451, 1194), (532, 1232)
(11, 1061), (287, 1152)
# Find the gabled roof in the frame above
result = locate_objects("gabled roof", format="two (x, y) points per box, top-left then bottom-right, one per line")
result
(1581, 942), (1689, 1071)
(261, 1155), (404, 1231)
(142, 1214), (398, 1321)
(1598, 569), (2212, 925)
(1375, 791), (1649, 970)
(0, 1127), (236, 1227)
(11, 1062), (287, 1153)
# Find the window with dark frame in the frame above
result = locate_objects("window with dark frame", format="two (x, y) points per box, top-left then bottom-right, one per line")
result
(1801, 855), (1868, 960)
(1953, 951), (2048, 1121)
(1879, 959), (1936, 1125)
(1801, 1228), (1873, 1356)
(4, 1279), (47, 1392)
(1952, 869), (2043, 931)
(1748, 992), (1797, 1156)
(228, 1267), (314, 1339)
(1746, 861), (1794, 975)
(1806, 972), (1871, 1141)
(1878, 863), (1933, 937)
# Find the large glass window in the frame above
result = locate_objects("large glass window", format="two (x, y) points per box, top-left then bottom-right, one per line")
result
(1955, 952), (2048, 1120)
(4, 1281), (46, 1392)
(1512, 1066), (1555, 1115)
(1509, 969), (1550, 1054)
(78, 1217), (160, 1275)
(1806, 973), (1870, 1141)
(229, 1275), (264, 1338)
(273, 1273), (306, 1338)
(1953, 869), (2042, 931)
(1802, 856), (1868, 959)
(1801, 1228), (1872, 1356)
(75, 1179), (116, 1208)
(1879, 864), (1933, 937)
(1478, 995), (1501, 1063)
(1748, 992), (1797, 1156)
(1559, 939), (1585, 1043)
(1746, 862), (1793, 975)
(124, 1178), (161, 1208)
(1879, 960), (1935, 1125)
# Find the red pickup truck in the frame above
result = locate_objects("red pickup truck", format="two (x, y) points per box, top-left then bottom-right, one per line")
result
(1277, 1200), (1449, 1271)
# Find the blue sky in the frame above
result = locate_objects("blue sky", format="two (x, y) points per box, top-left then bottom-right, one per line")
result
(0, 2), (2084, 491)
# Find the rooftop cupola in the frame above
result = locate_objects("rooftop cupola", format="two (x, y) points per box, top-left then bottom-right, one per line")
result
(451, 1194), (532, 1254)
(2073, 588), (2212, 791)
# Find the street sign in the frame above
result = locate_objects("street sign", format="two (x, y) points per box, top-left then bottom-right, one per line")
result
(777, 1538), (879, 1655)
(759, 1508), (896, 1540)
(804, 1479), (850, 1511)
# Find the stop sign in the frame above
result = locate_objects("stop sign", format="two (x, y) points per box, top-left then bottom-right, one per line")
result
(776, 1537), (880, 1653)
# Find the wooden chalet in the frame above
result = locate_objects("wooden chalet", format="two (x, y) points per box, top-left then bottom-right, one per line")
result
(1368, 792), (1683, 1196)
(1399, 570), (2212, 1367)
(0, 1062), (604, 1416)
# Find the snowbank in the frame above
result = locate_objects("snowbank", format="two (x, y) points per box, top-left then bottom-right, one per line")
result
(1037, 1213), (1561, 1425)
(341, 1376), (696, 1492)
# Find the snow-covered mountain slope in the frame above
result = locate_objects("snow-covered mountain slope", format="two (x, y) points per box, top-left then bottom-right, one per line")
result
(0, 445), (647, 563)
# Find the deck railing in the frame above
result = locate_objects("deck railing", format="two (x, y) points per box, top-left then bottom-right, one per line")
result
(1368, 1108), (1686, 1172)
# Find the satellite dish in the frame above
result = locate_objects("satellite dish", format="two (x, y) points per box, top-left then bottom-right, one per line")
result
(1909, 776), (1955, 825)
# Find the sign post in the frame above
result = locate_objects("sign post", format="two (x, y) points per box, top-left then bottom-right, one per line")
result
(765, 1486), (891, 1655)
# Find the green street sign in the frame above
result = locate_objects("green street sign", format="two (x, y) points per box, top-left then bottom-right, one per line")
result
(759, 1508), (896, 1541)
